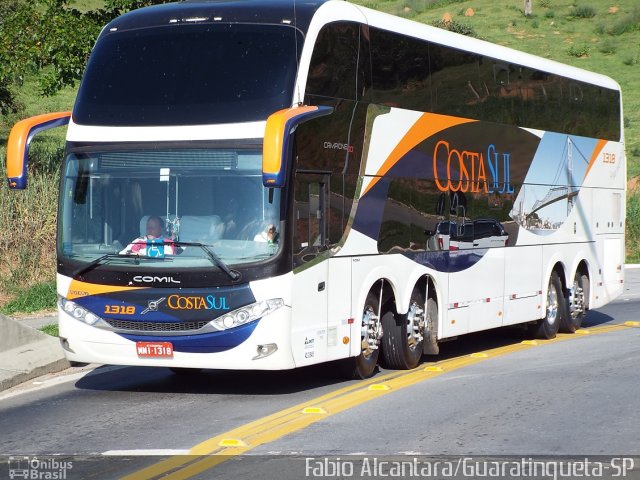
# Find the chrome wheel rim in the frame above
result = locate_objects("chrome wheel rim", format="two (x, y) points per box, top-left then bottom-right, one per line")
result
(546, 281), (558, 325)
(361, 305), (381, 359)
(570, 278), (585, 319)
(406, 301), (425, 351)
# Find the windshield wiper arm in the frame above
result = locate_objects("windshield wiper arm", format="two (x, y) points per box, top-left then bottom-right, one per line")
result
(74, 253), (137, 278)
(172, 242), (241, 281)
(73, 253), (170, 278)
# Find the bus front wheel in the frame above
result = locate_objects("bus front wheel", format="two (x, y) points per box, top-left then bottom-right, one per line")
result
(340, 291), (382, 379)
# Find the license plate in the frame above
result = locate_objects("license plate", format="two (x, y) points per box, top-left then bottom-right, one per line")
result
(136, 341), (173, 358)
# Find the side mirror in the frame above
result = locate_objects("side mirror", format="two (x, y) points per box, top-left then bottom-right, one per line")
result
(6, 111), (71, 189)
(262, 105), (333, 188)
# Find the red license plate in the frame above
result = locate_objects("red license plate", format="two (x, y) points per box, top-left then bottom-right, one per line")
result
(136, 341), (173, 358)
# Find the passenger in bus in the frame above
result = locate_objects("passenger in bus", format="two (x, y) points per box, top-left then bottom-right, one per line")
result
(254, 223), (278, 244)
(120, 215), (179, 256)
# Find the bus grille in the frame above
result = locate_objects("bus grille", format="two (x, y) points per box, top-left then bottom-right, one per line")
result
(105, 319), (209, 332)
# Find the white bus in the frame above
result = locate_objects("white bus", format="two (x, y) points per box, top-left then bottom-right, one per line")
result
(6, 0), (625, 379)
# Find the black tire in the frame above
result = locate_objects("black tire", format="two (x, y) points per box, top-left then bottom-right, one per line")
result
(381, 287), (424, 369)
(339, 291), (381, 379)
(423, 297), (439, 355)
(561, 272), (589, 333)
(529, 271), (566, 339)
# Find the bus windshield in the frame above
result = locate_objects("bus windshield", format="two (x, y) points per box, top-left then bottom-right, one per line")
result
(74, 23), (302, 126)
(58, 148), (282, 269)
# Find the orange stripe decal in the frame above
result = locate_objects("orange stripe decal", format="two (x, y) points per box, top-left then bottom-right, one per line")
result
(362, 113), (476, 197)
(583, 139), (608, 181)
(67, 279), (146, 300)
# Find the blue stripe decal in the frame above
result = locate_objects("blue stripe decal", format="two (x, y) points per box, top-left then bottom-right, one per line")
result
(402, 249), (486, 273)
(119, 319), (259, 353)
(351, 176), (390, 240)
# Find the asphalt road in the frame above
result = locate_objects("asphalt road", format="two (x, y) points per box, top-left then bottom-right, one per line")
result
(0, 270), (639, 479)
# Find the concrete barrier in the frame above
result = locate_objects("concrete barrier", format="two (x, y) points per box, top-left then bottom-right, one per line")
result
(0, 313), (69, 392)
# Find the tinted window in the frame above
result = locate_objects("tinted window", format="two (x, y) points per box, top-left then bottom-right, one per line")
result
(366, 26), (620, 140)
(429, 42), (480, 118)
(306, 22), (370, 101)
(75, 24), (302, 126)
(370, 28), (430, 111)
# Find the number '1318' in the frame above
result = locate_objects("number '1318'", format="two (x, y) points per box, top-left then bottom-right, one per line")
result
(105, 305), (135, 315)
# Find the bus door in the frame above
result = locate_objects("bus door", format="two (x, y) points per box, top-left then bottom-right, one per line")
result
(291, 171), (354, 365)
(291, 172), (330, 366)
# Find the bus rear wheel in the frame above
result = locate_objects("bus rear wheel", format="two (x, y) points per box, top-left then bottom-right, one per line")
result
(340, 291), (382, 379)
(529, 271), (565, 339)
(381, 287), (424, 370)
(561, 272), (588, 333)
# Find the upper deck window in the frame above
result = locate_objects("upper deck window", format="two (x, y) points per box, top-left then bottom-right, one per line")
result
(75, 23), (302, 126)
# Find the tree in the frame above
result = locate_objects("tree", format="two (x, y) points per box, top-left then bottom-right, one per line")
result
(0, 0), (170, 114)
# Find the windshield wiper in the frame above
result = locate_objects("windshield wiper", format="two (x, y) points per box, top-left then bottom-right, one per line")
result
(172, 241), (241, 281)
(73, 253), (170, 278)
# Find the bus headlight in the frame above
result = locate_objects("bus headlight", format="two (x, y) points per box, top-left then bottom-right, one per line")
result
(211, 298), (284, 331)
(58, 296), (103, 326)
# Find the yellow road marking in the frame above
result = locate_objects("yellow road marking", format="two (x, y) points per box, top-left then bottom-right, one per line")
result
(122, 322), (631, 480)
(120, 368), (416, 480)
(624, 321), (640, 327)
(301, 407), (327, 414)
(368, 383), (391, 391)
(217, 439), (247, 447)
(470, 352), (489, 358)
(424, 365), (443, 372)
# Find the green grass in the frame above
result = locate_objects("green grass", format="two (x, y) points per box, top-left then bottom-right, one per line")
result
(626, 190), (640, 263)
(569, 5), (597, 19)
(0, 77), (76, 140)
(0, 281), (57, 316)
(39, 323), (59, 337)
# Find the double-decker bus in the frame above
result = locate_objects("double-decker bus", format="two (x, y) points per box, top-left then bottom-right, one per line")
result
(6, 0), (625, 379)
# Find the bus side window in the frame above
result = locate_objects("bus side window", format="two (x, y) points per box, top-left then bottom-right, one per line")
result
(369, 27), (430, 111)
(306, 22), (364, 102)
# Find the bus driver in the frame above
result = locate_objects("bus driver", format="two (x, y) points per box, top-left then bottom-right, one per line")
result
(121, 215), (179, 256)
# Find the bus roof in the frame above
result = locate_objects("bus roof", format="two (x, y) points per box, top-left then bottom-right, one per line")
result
(105, 0), (326, 35)
(104, 0), (619, 93)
